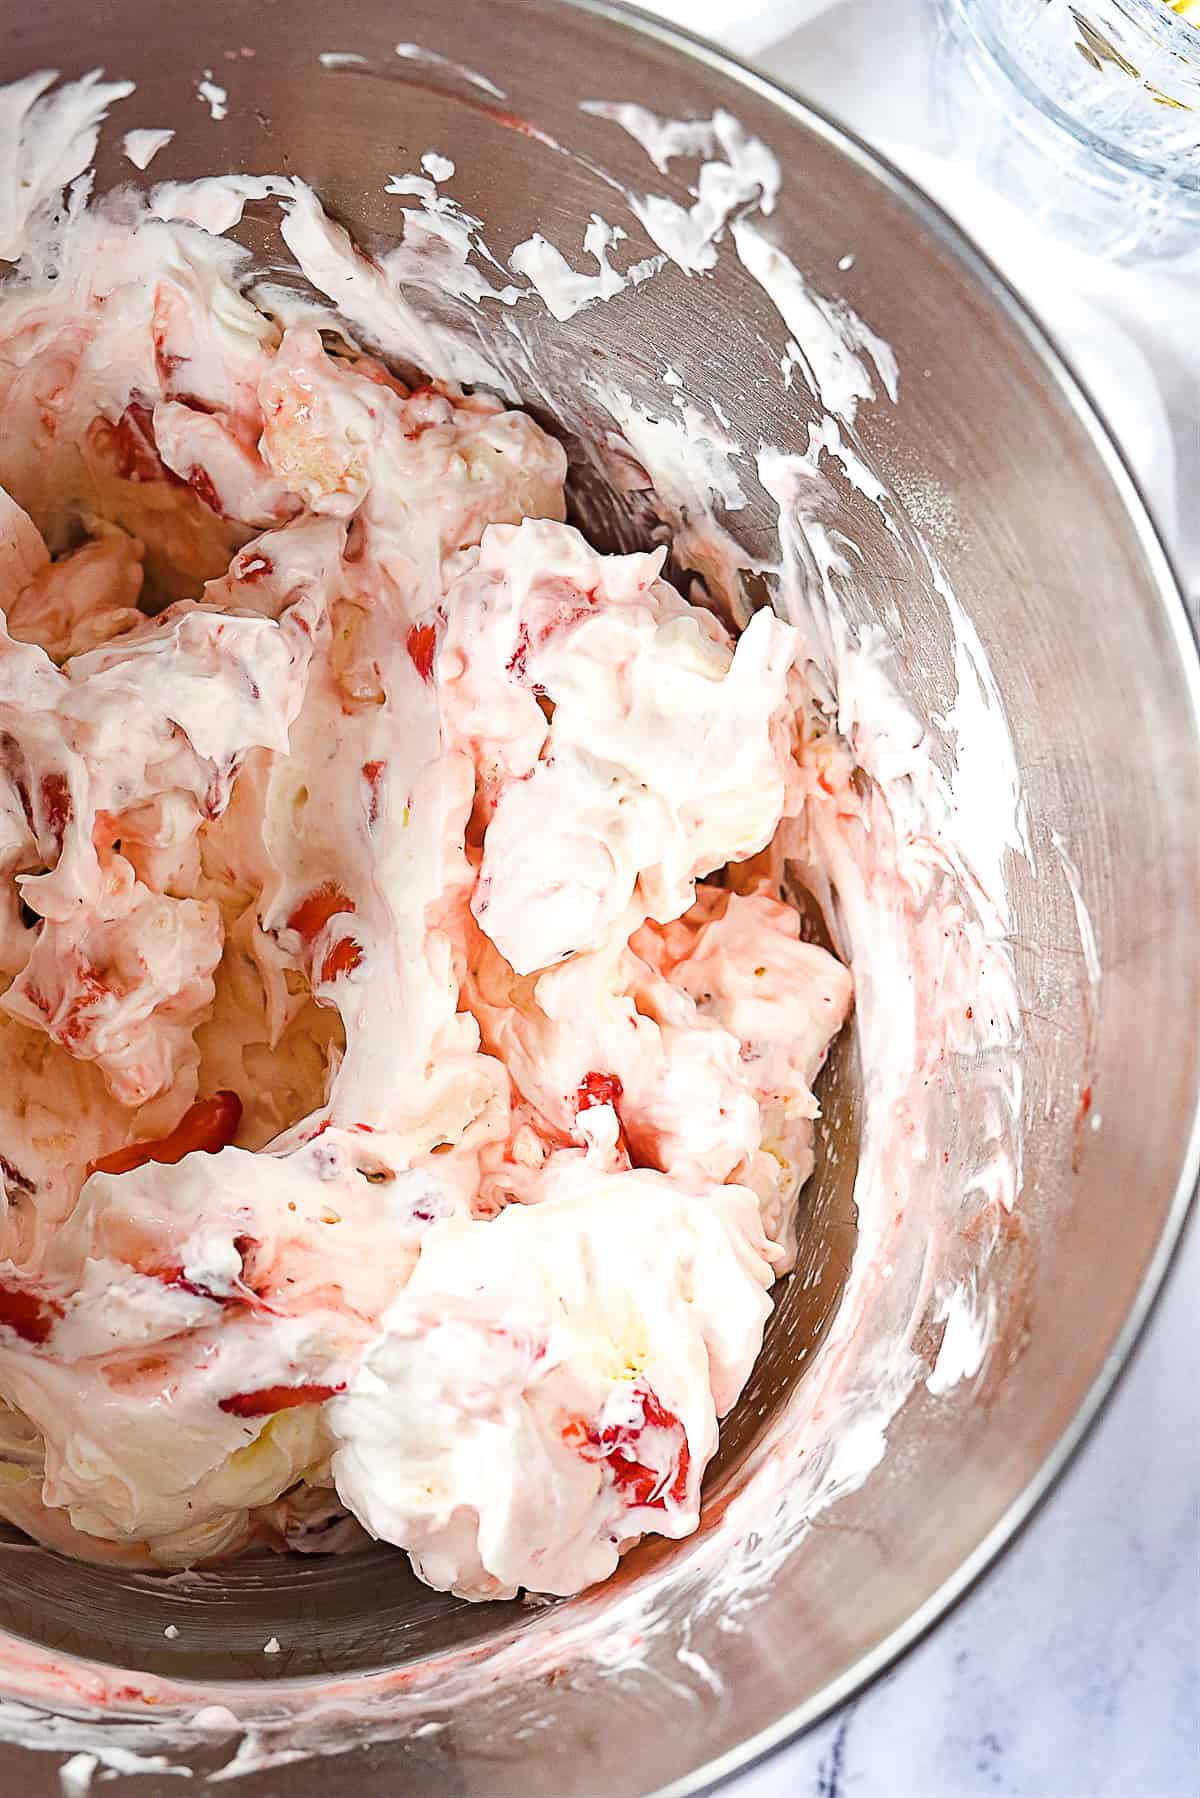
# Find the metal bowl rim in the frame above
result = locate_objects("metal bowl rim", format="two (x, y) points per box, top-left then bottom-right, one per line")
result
(2, 4), (1198, 1787)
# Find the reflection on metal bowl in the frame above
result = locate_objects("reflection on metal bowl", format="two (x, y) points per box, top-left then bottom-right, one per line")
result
(0, 1), (1196, 1794)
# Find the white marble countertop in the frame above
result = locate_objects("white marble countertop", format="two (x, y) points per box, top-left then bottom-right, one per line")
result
(708, 4), (1199, 1794)
(730, 1218), (1197, 1798)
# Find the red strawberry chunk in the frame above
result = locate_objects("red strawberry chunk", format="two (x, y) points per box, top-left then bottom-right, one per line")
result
(573, 1385), (691, 1510)
(94, 402), (171, 484)
(286, 884), (355, 944)
(218, 1381), (345, 1418)
(576, 1071), (623, 1112)
(406, 622), (437, 683)
(362, 760), (386, 826)
(89, 1091), (242, 1178)
(39, 773), (72, 853)
(320, 937), (362, 983)
(237, 552), (274, 582)
(0, 1279), (63, 1345)
(187, 466), (224, 515)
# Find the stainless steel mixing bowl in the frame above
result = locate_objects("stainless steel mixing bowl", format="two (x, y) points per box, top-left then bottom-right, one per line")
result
(1, 1), (1197, 1793)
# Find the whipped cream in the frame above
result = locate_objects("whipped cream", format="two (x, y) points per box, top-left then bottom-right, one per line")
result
(0, 174), (851, 1593)
(0, 58), (1057, 1789)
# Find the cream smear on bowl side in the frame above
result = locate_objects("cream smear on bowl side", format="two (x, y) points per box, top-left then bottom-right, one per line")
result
(0, 53), (1070, 1782)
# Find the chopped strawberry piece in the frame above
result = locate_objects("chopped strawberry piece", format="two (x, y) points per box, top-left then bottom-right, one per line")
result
(576, 1385), (690, 1510)
(604, 1453), (662, 1508)
(0, 1280), (62, 1345)
(218, 1381), (345, 1417)
(152, 342), (184, 387)
(573, 1071), (631, 1162)
(111, 403), (165, 482)
(102, 403), (168, 484)
(89, 1091), (242, 1178)
(507, 587), (598, 688)
(39, 773), (71, 853)
(154, 1233), (259, 1309)
(171, 1273), (241, 1308)
(576, 1071), (623, 1112)
(187, 466), (224, 515)
(362, 760), (386, 826)
(286, 883), (355, 944)
(237, 552), (274, 582)
(320, 937), (362, 983)
(406, 622), (437, 683)
(639, 1389), (690, 1487)
(59, 966), (110, 1050)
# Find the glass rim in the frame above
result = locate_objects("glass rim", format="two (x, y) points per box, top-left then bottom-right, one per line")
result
(962, 0), (1200, 57)
(1084, 0), (1200, 54)
(948, 0), (1200, 190)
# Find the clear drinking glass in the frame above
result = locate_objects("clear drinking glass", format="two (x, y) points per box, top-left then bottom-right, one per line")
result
(937, 0), (1200, 261)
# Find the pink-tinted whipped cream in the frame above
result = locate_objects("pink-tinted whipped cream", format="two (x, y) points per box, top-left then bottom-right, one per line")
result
(0, 194), (851, 1596)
